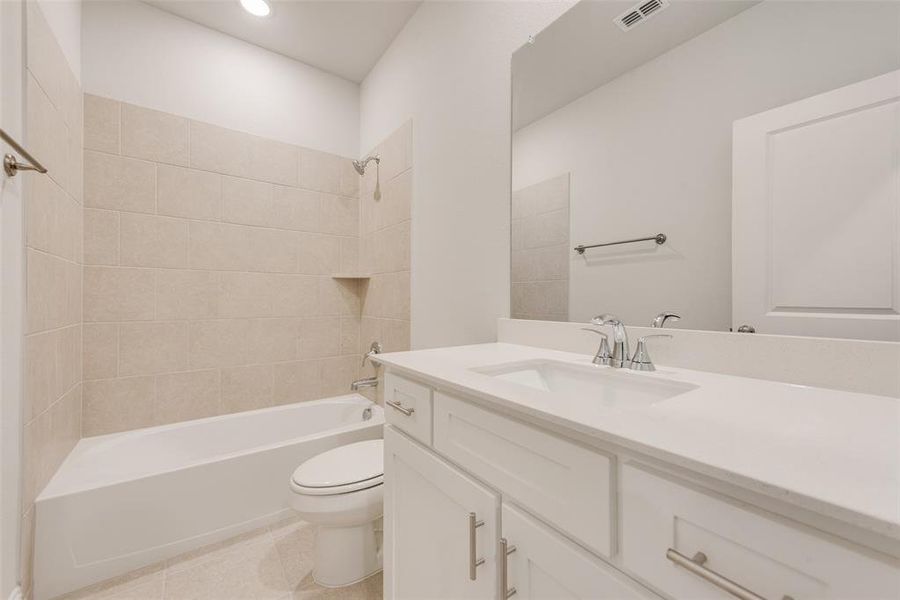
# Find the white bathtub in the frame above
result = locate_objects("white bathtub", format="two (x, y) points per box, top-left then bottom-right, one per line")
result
(33, 394), (384, 600)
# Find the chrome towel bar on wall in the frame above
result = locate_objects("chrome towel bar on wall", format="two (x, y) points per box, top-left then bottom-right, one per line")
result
(574, 233), (666, 254)
(1, 127), (48, 177)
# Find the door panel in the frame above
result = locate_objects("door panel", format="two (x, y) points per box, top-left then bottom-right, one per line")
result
(384, 426), (499, 600)
(501, 503), (654, 599)
(733, 69), (900, 340)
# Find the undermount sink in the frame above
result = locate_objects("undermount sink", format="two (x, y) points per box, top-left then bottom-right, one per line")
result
(472, 359), (698, 409)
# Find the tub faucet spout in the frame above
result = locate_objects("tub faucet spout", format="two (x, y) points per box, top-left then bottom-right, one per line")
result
(351, 376), (378, 391)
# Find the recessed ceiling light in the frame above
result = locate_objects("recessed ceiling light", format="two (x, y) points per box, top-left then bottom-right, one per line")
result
(240, 0), (270, 17)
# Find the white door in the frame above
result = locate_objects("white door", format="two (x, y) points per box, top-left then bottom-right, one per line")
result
(732, 69), (900, 340)
(500, 503), (653, 600)
(0, 0), (25, 597)
(384, 426), (499, 600)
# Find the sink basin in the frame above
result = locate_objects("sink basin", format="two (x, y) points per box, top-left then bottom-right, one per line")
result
(472, 359), (697, 409)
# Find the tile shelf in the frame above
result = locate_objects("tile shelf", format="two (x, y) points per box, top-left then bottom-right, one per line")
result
(331, 273), (371, 279)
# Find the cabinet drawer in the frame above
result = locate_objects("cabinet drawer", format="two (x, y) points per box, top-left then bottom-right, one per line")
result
(433, 391), (613, 557)
(620, 464), (900, 599)
(502, 502), (656, 599)
(383, 372), (433, 445)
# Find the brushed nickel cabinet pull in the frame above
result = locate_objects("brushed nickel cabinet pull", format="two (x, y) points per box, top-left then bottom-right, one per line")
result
(500, 537), (517, 598)
(666, 548), (770, 600)
(1, 128), (47, 177)
(468, 513), (485, 580)
(386, 400), (414, 416)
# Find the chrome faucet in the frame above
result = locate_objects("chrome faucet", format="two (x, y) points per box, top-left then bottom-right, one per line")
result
(351, 376), (378, 391)
(591, 314), (630, 368)
(651, 312), (681, 328)
(629, 334), (672, 372)
(581, 328), (612, 366)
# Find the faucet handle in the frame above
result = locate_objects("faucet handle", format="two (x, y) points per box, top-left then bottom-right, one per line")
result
(651, 312), (681, 328)
(581, 328), (612, 366)
(630, 334), (672, 372)
(591, 313), (620, 326)
(362, 341), (383, 367)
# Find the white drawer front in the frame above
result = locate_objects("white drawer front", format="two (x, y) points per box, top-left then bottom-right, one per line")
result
(383, 372), (433, 445)
(433, 391), (613, 557)
(621, 464), (900, 599)
(502, 502), (656, 600)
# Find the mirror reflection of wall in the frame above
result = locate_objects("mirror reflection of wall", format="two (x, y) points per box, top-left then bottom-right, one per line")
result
(511, 0), (900, 340)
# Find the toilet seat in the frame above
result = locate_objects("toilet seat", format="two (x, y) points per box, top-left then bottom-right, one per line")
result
(291, 439), (383, 496)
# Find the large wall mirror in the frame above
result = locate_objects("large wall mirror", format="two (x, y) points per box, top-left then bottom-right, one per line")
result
(510, 0), (900, 341)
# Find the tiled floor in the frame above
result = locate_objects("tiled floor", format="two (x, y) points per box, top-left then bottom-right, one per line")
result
(56, 517), (383, 600)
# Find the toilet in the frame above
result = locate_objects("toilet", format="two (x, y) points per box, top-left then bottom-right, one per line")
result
(289, 439), (384, 587)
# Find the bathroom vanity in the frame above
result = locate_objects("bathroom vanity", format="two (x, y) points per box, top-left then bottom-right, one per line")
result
(377, 343), (900, 599)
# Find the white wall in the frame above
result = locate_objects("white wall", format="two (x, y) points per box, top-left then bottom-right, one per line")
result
(513, 0), (900, 330)
(36, 0), (81, 81)
(82, 0), (360, 157)
(360, 1), (574, 349)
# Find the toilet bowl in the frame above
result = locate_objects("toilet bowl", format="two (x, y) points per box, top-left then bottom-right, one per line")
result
(289, 439), (384, 587)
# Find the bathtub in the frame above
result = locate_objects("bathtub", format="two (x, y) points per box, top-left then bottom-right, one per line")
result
(33, 394), (383, 600)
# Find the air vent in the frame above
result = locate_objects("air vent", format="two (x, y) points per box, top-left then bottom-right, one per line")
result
(614, 0), (670, 31)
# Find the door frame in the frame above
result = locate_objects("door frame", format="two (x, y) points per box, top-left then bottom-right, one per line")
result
(0, 0), (26, 597)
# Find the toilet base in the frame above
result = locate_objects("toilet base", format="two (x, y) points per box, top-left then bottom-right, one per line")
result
(312, 522), (383, 587)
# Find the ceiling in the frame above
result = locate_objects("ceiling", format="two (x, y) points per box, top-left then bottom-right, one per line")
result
(513, 0), (760, 130)
(145, 0), (421, 82)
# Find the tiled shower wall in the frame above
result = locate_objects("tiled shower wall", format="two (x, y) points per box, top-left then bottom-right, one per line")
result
(359, 123), (413, 395)
(81, 95), (365, 436)
(21, 1), (84, 596)
(511, 174), (569, 321)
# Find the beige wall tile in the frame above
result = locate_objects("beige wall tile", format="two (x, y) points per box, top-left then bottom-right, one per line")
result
(155, 370), (221, 425)
(270, 274), (318, 317)
(299, 148), (341, 194)
(219, 272), (273, 318)
(190, 120), (298, 186)
(221, 176), (274, 228)
(84, 323), (118, 381)
(119, 213), (189, 268)
(189, 319), (252, 369)
(382, 319), (411, 353)
(156, 269), (220, 320)
(246, 318), (300, 364)
(84, 94), (120, 154)
(320, 355), (358, 397)
(339, 237), (359, 273)
(118, 322), (189, 377)
(221, 365), (273, 413)
(320, 194), (358, 236)
(27, 74), (68, 192)
(190, 221), (296, 273)
(84, 151), (156, 213)
(84, 208), (119, 265)
(83, 376), (155, 436)
(26, 0), (65, 107)
(340, 317), (360, 356)
(122, 103), (189, 166)
(297, 233), (340, 275)
(57, 324), (82, 397)
(297, 317), (340, 359)
(271, 185), (321, 232)
(157, 164), (221, 220)
(26, 249), (76, 333)
(84, 266), (155, 322)
(319, 278), (360, 317)
(523, 208), (568, 249)
(272, 360), (321, 404)
(24, 331), (58, 421)
(339, 159), (360, 198)
(27, 176), (82, 262)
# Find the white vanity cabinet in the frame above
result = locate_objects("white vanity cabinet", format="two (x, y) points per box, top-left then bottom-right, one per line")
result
(384, 426), (499, 600)
(382, 372), (900, 600)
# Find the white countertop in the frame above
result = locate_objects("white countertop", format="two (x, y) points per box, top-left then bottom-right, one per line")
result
(376, 343), (900, 540)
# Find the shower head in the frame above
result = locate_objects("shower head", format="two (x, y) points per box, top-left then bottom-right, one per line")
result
(352, 155), (380, 175)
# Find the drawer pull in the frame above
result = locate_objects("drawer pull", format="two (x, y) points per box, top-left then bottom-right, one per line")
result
(468, 512), (485, 580)
(500, 537), (517, 598)
(387, 400), (414, 416)
(666, 548), (768, 600)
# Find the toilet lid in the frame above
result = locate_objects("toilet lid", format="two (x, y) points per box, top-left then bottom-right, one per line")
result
(291, 439), (383, 495)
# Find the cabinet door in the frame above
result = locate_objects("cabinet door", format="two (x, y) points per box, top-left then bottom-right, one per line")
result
(501, 503), (655, 600)
(385, 426), (499, 600)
